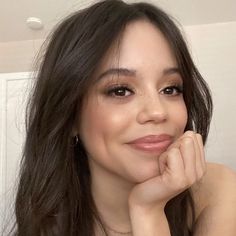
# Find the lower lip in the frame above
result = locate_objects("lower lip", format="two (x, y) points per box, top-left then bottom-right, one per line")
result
(128, 140), (172, 153)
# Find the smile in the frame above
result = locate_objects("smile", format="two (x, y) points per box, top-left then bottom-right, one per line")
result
(127, 134), (173, 153)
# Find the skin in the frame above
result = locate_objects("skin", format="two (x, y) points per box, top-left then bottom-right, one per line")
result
(74, 20), (236, 235)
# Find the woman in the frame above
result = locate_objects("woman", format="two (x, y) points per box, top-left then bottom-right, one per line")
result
(10, 0), (236, 235)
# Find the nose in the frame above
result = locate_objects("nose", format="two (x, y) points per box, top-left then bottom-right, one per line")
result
(136, 93), (168, 124)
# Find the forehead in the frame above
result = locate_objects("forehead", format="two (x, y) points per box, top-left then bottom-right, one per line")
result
(96, 20), (177, 75)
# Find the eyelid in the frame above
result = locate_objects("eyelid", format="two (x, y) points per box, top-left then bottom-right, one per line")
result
(160, 84), (184, 95)
(161, 81), (183, 89)
(105, 83), (134, 91)
(104, 84), (135, 97)
(101, 81), (183, 97)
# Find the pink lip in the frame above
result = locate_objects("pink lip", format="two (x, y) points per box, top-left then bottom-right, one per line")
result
(127, 134), (173, 153)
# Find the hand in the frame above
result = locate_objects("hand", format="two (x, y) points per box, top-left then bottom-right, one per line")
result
(128, 131), (206, 212)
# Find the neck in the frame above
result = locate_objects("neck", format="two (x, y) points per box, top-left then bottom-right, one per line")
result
(89, 159), (134, 234)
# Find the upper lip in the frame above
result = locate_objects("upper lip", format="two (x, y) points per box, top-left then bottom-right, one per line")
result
(128, 134), (173, 144)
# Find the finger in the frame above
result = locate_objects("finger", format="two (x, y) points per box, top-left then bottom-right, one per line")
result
(166, 147), (185, 177)
(185, 132), (204, 178)
(165, 147), (188, 192)
(158, 147), (184, 176)
(185, 132), (206, 179)
(191, 133), (204, 180)
(146, 148), (185, 202)
(158, 151), (168, 175)
(196, 133), (206, 174)
(182, 131), (205, 179)
(166, 130), (190, 152)
(180, 136), (197, 185)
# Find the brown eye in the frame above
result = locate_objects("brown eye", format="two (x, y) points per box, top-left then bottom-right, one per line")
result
(106, 85), (134, 97)
(161, 86), (183, 96)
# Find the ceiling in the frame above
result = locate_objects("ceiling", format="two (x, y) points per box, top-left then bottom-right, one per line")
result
(1, 0), (236, 42)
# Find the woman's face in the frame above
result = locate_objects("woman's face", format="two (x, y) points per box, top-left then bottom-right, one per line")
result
(76, 20), (188, 183)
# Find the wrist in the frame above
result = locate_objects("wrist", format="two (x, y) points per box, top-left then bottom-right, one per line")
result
(128, 198), (166, 215)
(129, 205), (171, 236)
(129, 204), (166, 222)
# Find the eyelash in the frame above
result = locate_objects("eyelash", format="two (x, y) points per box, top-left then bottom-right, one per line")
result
(105, 84), (134, 98)
(104, 84), (184, 98)
(161, 85), (184, 95)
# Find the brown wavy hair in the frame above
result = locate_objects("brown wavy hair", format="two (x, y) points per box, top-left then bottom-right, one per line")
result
(7, 0), (212, 235)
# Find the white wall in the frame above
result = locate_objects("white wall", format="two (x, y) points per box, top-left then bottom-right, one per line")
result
(184, 21), (236, 169)
(0, 39), (44, 73)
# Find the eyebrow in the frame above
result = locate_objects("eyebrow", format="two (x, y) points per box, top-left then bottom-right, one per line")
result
(96, 67), (181, 81)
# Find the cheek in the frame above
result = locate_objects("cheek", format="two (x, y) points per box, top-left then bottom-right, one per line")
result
(166, 100), (188, 137)
(78, 100), (131, 148)
(174, 102), (188, 132)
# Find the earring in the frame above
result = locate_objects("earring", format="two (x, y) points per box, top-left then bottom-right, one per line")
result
(73, 135), (79, 146)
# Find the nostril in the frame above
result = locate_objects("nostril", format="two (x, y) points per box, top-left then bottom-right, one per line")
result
(136, 102), (168, 124)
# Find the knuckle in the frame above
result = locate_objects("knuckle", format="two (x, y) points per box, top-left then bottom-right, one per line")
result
(197, 166), (207, 177)
(196, 170), (204, 179)
(196, 133), (202, 140)
(184, 131), (197, 139)
(184, 174), (197, 187)
(175, 177), (189, 189)
(184, 130), (194, 136)
(188, 176), (197, 186)
(181, 136), (193, 146)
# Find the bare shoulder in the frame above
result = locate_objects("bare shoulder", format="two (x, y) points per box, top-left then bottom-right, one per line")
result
(190, 162), (236, 235)
(191, 162), (236, 213)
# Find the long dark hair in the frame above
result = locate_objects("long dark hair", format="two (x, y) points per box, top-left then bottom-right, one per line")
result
(9, 0), (212, 235)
